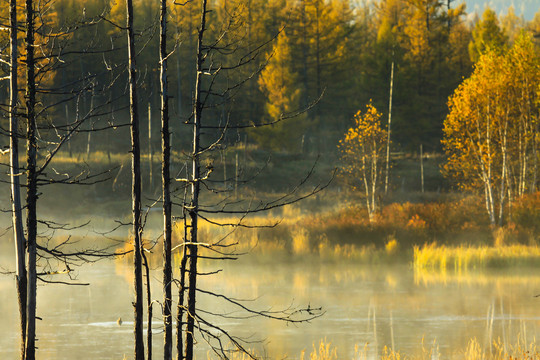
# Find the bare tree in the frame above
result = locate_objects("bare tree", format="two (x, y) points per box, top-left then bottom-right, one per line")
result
(169, 1), (328, 358)
(24, 0), (39, 356)
(2, 2), (126, 358)
(8, 0), (27, 357)
(183, 0), (208, 356)
(124, 0), (145, 358)
(160, 0), (174, 356)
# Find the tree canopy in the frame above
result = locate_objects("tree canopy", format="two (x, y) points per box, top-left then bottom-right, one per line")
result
(443, 32), (539, 225)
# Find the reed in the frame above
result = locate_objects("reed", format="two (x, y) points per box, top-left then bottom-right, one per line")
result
(296, 337), (538, 360)
(125, 192), (538, 265)
(414, 243), (540, 272)
(301, 339), (338, 360)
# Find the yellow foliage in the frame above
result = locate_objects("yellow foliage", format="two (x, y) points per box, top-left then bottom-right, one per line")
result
(292, 228), (310, 255)
(442, 35), (540, 193)
(443, 32), (540, 224)
(255, 31), (308, 152)
(385, 237), (399, 255)
(338, 102), (388, 220)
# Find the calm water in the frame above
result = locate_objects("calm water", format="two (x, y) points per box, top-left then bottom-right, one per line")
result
(1, 245), (540, 359)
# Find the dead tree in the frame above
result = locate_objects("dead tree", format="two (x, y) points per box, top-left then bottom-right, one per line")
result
(160, 0), (174, 356)
(125, 0), (145, 358)
(8, 0), (27, 357)
(170, 1), (328, 358)
(1, 2), (127, 358)
(182, 0), (208, 356)
(24, 0), (38, 357)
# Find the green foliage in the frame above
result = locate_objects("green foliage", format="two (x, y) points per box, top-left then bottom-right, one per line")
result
(468, 8), (508, 62)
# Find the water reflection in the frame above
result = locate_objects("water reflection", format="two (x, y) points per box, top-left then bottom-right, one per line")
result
(1, 248), (539, 359)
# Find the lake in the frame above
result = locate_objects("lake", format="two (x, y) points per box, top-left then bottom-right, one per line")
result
(1, 243), (539, 359)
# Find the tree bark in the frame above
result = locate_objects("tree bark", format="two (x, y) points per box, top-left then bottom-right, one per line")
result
(185, 1), (208, 358)
(385, 60), (394, 194)
(176, 245), (187, 360)
(420, 144), (424, 193)
(24, 0), (38, 358)
(143, 251), (153, 360)
(125, 0), (145, 358)
(10, 1), (27, 358)
(160, 0), (173, 356)
(148, 102), (153, 190)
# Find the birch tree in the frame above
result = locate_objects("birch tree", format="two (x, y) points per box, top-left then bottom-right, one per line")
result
(339, 102), (388, 223)
(443, 32), (539, 226)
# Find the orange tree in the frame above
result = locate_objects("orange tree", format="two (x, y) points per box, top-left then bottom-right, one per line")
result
(339, 102), (388, 223)
(442, 32), (539, 226)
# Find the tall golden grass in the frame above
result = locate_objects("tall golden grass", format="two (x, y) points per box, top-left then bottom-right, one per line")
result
(292, 337), (539, 360)
(218, 337), (539, 360)
(173, 193), (536, 261)
(116, 192), (538, 265)
(414, 243), (540, 272)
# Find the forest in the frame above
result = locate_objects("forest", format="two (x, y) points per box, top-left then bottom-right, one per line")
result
(0, 0), (538, 155)
(0, 0), (539, 359)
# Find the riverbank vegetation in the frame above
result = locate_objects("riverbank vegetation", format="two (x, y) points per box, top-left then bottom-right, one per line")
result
(171, 191), (539, 266)
(295, 337), (540, 360)
(223, 337), (539, 360)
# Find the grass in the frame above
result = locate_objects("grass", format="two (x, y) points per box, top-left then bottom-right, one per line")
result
(143, 192), (540, 267)
(220, 337), (539, 360)
(112, 190), (539, 274)
(414, 243), (540, 272)
(307, 337), (539, 360)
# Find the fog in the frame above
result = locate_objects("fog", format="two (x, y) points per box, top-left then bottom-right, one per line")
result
(1, 235), (539, 359)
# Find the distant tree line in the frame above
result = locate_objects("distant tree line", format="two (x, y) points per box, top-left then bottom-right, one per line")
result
(2, 0), (539, 157)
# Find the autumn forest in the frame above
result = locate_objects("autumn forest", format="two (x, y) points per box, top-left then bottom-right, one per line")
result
(1, 0), (539, 359)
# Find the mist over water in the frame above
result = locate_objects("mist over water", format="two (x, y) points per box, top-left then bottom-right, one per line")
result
(1, 239), (539, 359)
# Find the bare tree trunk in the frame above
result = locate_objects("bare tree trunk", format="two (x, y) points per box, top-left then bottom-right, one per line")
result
(384, 60), (394, 195)
(10, 1), (27, 357)
(86, 89), (94, 160)
(301, 1), (309, 109)
(362, 155), (374, 223)
(532, 118), (538, 193)
(176, 244), (187, 360)
(314, 0), (321, 119)
(143, 251), (153, 360)
(126, 0), (145, 358)
(24, 0), (38, 358)
(475, 104), (496, 226)
(160, 0), (173, 356)
(497, 112), (509, 226)
(185, 1), (208, 358)
(420, 144), (424, 193)
(64, 104), (72, 157)
(485, 108), (495, 226)
(148, 102), (153, 190)
(370, 144), (377, 222)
